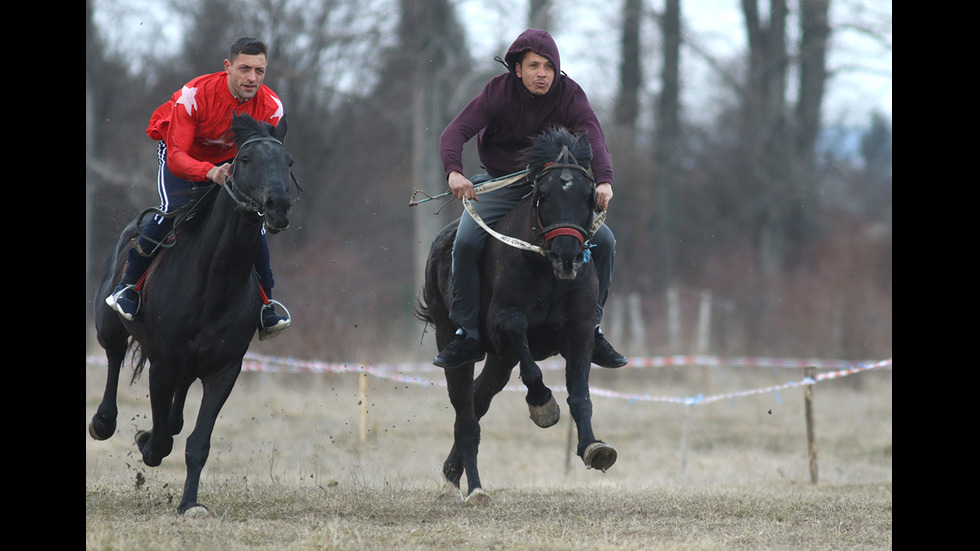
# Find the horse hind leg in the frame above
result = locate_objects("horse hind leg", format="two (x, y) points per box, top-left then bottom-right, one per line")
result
(177, 365), (242, 515)
(135, 363), (178, 468)
(89, 344), (127, 440)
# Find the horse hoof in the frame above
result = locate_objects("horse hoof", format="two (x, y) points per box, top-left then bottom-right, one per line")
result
(464, 488), (491, 505)
(438, 480), (462, 502)
(134, 431), (163, 467)
(583, 442), (617, 472)
(528, 396), (560, 428)
(89, 419), (115, 441)
(180, 504), (210, 517)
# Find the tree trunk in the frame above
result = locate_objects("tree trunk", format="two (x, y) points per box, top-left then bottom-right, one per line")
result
(740, 0), (790, 277)
(401, 0), (468, 287)
(614, 0), (643, 132)
(795, 0), (830, 175)
(656, 0), (682, 286)
(529, 0), (552, 29)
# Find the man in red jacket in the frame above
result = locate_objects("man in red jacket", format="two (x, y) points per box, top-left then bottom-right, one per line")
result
(105, 37), (291, 341)
(434, 29), (626, 368)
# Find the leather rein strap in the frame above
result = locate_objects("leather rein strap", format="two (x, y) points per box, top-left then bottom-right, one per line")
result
(463, 149), (606, 256)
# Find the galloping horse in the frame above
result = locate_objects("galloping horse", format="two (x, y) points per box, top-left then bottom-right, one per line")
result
(418, 127), (617, 504)
(89, 113), (300, 515)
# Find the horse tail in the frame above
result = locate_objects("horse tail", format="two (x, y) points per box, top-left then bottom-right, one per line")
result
(129, 342), (148, 384)
(414, 297), (433, 324)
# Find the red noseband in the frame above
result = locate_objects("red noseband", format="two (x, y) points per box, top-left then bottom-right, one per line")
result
(543, 226), (585, 244)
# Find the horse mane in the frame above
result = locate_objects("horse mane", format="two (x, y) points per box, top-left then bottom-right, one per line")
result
(232, 112), (284, 147)
(520, 127), (593, 175)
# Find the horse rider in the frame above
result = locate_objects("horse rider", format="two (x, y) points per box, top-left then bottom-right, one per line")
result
(435, 29), (627, 369)
(105, 37), (291, 341)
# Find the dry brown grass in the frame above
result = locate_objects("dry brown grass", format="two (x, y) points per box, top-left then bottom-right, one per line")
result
(86, 359), (891, 550)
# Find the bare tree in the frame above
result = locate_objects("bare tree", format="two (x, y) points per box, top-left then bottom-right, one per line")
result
(614, 0), (643, 132)
(400, 0), (471, 286)
(795, 0), (830, 172)
(739, 0), (799, 279)
(529, 0), (553, 30)
(655, 0), (682, 285)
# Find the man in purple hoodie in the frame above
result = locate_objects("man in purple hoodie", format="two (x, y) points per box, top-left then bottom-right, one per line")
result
(434, 29), (626, 369)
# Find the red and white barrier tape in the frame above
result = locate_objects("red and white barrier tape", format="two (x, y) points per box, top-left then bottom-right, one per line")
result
(86, 354), (891, 406)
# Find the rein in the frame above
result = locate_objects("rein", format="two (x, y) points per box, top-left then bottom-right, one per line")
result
(132, 134), (302, 255)
(224, 135), (303, 216)
(463, 146), (606, 257)
(131, 185), (220, 257)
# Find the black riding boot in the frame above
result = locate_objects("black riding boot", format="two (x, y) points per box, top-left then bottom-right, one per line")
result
(592, 327), (627, 368)
(433, 328), (486, 368)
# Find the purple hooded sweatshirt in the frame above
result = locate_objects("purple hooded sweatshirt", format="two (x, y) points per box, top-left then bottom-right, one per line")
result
(440, 29), (614, 185)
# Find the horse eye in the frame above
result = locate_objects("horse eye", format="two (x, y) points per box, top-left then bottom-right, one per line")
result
(240, 155), (250, 163)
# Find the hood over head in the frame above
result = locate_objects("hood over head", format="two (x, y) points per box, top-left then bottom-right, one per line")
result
(503, 29), (561, 76)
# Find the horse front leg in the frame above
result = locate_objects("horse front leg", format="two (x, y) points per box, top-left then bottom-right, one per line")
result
(442, 363), (489, 504)
(564, 326), (617, 472)
(491, 309), (559, 428)
(169, 379), (194, 436)
(135, 362), (177, 468)
(89, 344), (127, 441)
(177, 364), (242, 515)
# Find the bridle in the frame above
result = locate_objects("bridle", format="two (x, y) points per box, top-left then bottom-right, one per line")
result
(129, 135), (303, 259)
(531, 144), (600, 249)
(460, 145), (605, 257)
(223, 135), (303, 216)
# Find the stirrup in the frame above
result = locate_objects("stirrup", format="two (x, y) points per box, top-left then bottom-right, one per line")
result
(258, 299), (291, 341)
(105, 283), (141, 320)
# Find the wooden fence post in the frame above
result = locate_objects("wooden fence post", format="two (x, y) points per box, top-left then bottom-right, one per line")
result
(804, 366), (818, 484)
(667, 285), (680, 352)
(679, 403), (693, 477)
(696, 290), (713, 392)
(359, 370), (368, 442)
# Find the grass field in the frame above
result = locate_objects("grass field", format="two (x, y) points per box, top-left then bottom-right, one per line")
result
(85, 357), (892, 550)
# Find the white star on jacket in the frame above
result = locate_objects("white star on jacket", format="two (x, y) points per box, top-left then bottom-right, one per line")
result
(176, 86), (198, 116)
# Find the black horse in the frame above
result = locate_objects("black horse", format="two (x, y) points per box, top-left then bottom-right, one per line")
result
(417, 127), (617, 504)
(89, 113), (299, 515)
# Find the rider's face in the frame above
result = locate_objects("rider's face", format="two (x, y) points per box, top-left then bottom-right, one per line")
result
(224, 53), (267, 101)
(515, 51), (555, 96)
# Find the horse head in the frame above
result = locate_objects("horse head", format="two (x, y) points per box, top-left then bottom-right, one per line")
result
(525, 128), (598, 280)
(227, 113), (301, 233)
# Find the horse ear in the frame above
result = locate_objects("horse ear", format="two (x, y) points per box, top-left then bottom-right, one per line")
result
(273, 115), (288, 142)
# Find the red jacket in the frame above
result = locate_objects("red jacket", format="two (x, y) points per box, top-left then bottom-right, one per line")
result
(146, 71), (285, 182)
(440, 29), (614, 185)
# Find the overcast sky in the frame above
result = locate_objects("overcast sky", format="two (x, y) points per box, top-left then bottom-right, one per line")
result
(457, 0), (891, 127)
(92, 0), (891, 128)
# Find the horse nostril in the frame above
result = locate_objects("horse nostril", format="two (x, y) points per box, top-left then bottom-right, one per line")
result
(265, 194), (289, 212)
